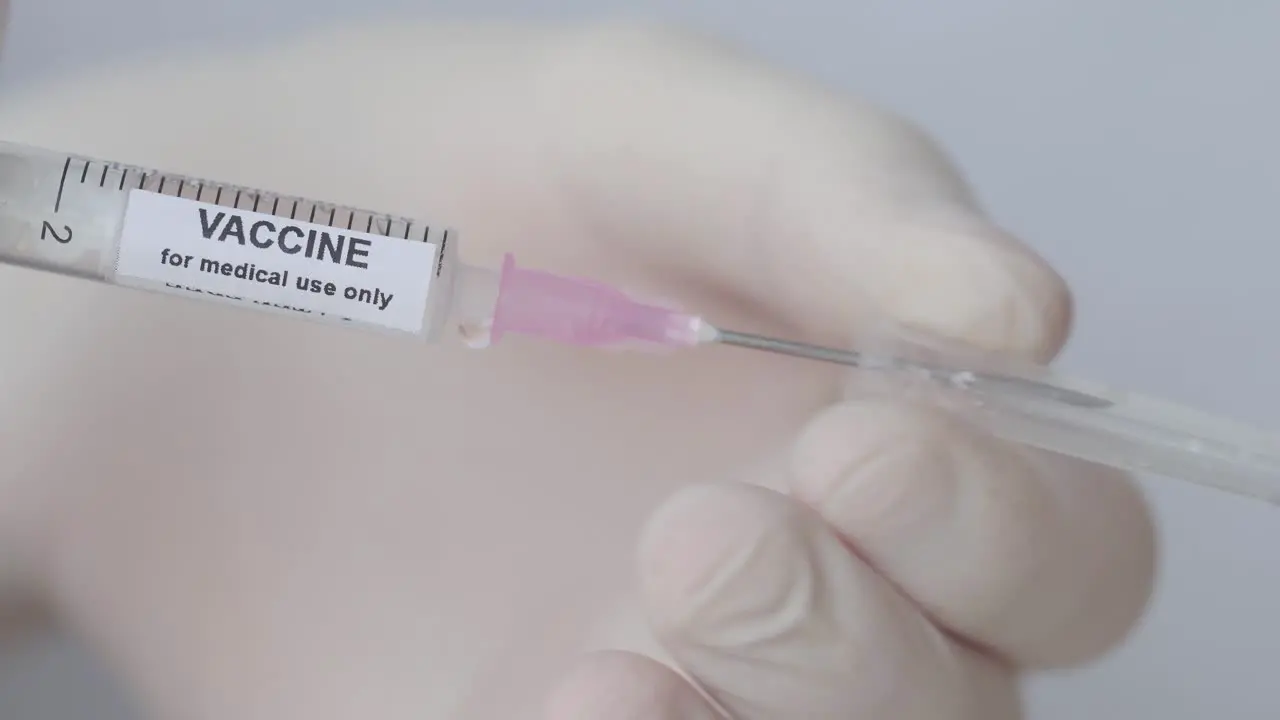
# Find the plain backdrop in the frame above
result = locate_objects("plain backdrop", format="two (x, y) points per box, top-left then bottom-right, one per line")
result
(1, 1), (1278, 718)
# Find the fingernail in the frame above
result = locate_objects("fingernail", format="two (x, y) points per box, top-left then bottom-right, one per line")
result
(857, 222), (1071, 362)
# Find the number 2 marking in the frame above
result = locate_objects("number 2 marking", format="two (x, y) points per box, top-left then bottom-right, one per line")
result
(41, 221), (72, 244)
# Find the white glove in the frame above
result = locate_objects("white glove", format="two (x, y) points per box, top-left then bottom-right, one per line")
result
(0, 16), (1156, 720)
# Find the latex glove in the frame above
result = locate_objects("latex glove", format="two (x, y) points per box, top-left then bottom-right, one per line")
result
(0, 15), (1156, 720)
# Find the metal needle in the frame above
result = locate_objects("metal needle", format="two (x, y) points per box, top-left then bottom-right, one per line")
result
(711, 328), (1114, 410)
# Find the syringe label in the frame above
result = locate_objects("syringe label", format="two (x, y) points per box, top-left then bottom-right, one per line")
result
(112, 191), (439, 333)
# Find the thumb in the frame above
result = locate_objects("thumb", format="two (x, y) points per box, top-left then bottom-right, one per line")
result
(533, 23), (1072, 361)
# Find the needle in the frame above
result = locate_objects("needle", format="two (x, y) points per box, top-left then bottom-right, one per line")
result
(708, 327), (1114, 410)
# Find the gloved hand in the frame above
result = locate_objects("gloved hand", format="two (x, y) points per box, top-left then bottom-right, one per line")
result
(0, 15), (1156, 720)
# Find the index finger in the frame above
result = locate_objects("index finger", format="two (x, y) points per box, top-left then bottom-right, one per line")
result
(532, 23), (1072, 361)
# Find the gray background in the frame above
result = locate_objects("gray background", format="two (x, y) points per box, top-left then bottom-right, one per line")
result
(2, 0), (1279, 718)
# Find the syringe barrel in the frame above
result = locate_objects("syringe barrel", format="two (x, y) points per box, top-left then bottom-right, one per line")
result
(0, 140), (489, 341)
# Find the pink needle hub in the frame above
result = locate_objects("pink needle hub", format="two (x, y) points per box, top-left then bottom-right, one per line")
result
(489, 253), (707, 350)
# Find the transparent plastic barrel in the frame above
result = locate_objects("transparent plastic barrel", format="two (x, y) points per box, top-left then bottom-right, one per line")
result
(0, 141), (495, 339)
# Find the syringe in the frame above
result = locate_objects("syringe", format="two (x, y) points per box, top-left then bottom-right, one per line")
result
(1, 139), (1278, 504)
